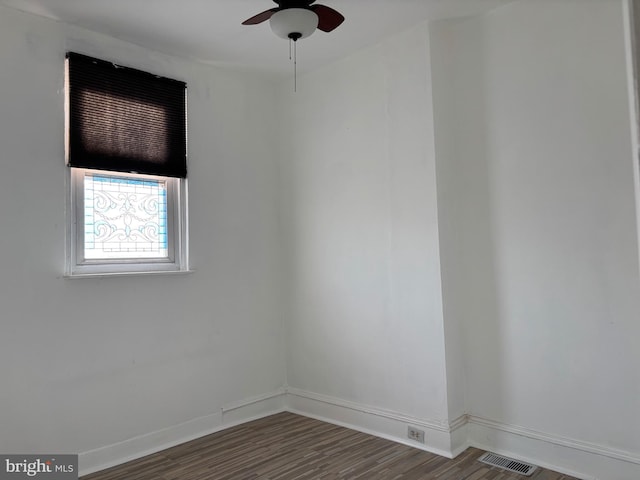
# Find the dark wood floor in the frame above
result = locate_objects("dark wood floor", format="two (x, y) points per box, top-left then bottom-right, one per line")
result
(82, 412), (579, 480)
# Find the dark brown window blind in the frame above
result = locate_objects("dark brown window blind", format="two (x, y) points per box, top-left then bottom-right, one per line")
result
(66, 52), (187, 178)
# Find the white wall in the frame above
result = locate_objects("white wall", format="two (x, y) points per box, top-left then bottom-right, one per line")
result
(280, 0), (640, 477)
(3, 1), (640, 478)
(0, 5), (285, 473)
(278, 23), (457, 452)
(429, 19), (470, 432)
(431, 0), (640, 477)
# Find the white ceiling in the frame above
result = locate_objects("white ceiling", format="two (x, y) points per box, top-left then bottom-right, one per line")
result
(0, 0), (512, 77)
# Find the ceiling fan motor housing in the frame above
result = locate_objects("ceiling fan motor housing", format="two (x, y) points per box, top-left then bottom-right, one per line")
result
(270, 8), (319, 40)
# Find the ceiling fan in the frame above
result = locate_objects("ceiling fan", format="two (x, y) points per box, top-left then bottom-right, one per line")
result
(242, 0), (345, 41)
(243, 1), (344, 91)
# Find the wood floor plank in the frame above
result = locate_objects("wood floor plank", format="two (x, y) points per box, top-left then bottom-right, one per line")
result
(82, 412), (579, 480)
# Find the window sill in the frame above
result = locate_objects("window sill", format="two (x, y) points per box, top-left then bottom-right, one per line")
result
(63, 269), (195, 279)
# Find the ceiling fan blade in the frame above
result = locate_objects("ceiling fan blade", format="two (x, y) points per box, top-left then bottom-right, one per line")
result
(242, 8), (278, 25)
(311, 4), (345, 32)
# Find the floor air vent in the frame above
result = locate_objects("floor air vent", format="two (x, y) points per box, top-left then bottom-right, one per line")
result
(478, 452), (537, 476)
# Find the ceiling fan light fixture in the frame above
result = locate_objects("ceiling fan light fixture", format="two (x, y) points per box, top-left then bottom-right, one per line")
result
(270, 8), (319, 40)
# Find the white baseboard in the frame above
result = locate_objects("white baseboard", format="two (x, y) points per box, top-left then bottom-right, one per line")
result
(78, 389), (286, 477)
(78, 388), (640, 480)
(285, 387), (463, 458)
(284, 390), (640, 480)
(467, 415), (640, 480)
(448, 415), (470, 458)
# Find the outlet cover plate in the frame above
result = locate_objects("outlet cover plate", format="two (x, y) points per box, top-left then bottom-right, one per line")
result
(407, 426), (425, 443)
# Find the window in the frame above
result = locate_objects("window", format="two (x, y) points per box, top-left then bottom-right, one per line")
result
(65, 53), (188, 276)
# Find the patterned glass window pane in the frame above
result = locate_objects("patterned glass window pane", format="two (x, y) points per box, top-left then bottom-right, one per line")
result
(84, 173), (169, 259)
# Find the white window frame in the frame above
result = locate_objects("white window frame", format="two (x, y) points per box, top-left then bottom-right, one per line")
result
(66, 167), (189, 277)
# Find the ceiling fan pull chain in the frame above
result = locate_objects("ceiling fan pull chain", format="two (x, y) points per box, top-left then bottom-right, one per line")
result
(294, 39), (297, 92)
(289, 37), (292, 60)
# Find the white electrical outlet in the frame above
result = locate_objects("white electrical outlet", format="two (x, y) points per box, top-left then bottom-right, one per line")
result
(407, 426), (425, 444)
